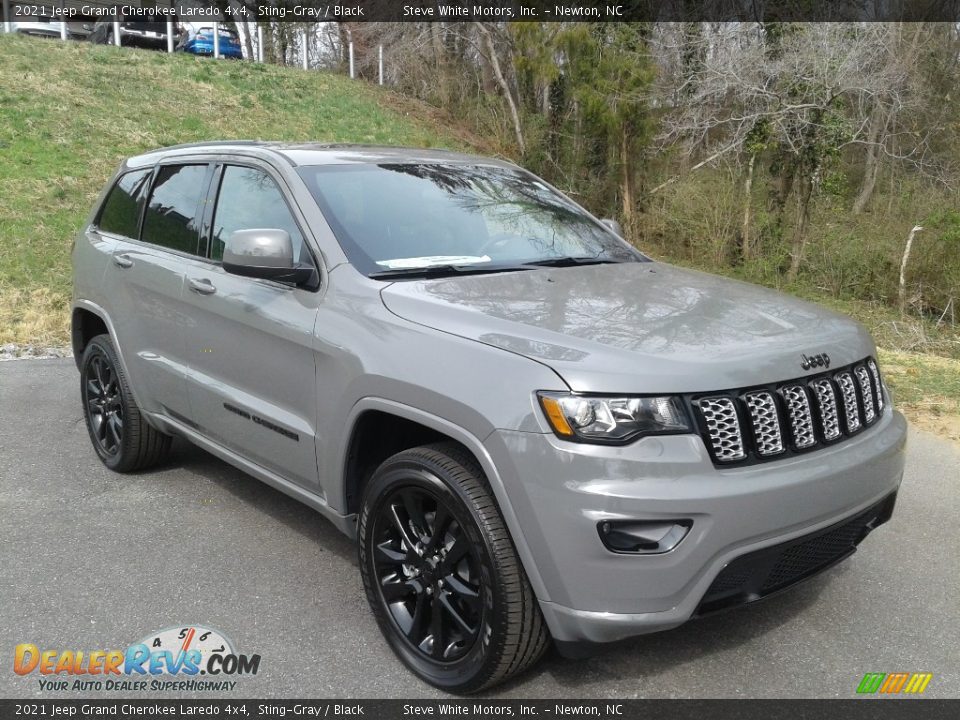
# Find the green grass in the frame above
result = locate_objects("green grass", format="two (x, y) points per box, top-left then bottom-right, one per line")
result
(0, 34), (480, 344)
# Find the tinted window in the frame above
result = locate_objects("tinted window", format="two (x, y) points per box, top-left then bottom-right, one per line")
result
(141, 165), (207, 255)
(297, 164), (640, 276)
(211, 166), (305, 263)
(97, 169), (151, 238)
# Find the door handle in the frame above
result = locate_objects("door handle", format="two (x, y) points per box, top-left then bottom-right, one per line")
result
(112, 254), (134, 269)
(188, 277), (217, 295)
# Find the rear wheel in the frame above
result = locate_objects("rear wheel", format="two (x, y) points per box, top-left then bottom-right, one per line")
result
(358, 442), (548, 693)
(80, 334), (171, 472)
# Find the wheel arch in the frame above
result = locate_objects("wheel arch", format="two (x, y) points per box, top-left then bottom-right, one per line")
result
(71, 305), (108, 370)
(339, 398), (551, 603)
(70, 302), (134, 390)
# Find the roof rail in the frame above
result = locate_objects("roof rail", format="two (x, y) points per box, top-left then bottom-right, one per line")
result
(144, 140), (270, 152)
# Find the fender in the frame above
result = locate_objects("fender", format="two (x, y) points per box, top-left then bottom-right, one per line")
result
(71, 299), (148, 413)
(339, 397), (552, 603)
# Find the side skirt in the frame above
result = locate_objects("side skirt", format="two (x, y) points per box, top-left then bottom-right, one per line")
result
(147, 411), (357, 538)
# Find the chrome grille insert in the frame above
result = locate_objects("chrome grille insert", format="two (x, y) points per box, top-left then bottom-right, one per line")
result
(781, 385), (816, 449)
(835, 372), (861, 433)
(854, 366), (876, 423)
(698, 397), (746, 462)
(810, 379), (841, 441)
(694, 358), (883, 465)
(867, 358), (885, 412)
(744, 391), (784, 456)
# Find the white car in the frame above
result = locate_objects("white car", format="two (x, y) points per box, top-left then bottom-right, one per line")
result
(10, 20), (65, 38)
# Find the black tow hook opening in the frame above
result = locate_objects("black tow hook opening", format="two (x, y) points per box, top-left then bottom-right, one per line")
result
(599, 519), (692, 554)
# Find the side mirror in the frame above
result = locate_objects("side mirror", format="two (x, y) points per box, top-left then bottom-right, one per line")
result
(601, 218), (624, 238)
(222, 229), (314, 286)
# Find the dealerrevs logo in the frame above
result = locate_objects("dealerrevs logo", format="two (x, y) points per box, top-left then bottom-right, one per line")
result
(13, 625), (261, 692)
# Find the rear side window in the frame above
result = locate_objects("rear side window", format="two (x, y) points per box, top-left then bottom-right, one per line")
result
(97, 169), (151, 238)
(210, 166), (305, 263)
(141, 164), (208, 255)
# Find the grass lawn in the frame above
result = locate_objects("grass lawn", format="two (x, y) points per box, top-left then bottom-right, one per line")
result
(1, 34), (958, 440)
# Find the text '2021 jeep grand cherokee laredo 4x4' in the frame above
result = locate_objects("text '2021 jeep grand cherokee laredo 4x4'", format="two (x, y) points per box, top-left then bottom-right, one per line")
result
(72, 142), (907, 693)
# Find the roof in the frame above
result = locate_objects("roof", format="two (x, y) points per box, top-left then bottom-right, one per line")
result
(125, 141), (514, 170)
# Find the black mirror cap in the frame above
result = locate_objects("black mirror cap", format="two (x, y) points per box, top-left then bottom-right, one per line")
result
(223, 261), (318, 289)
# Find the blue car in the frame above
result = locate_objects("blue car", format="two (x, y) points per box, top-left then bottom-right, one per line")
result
(177, 27), (243, 59)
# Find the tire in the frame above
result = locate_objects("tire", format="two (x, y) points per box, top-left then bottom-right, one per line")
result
(358, 442), (548, 693)
(80, 334), (171, 472)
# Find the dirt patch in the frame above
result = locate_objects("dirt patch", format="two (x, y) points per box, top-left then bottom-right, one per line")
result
(898, 406), (960, 444)
(880, 349), (960, 446)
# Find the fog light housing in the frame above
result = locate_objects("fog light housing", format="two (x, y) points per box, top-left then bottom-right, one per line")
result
(598, 519), (692, 554)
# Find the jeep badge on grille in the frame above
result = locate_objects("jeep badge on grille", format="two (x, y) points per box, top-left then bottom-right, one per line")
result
(800, 352), (831, 370)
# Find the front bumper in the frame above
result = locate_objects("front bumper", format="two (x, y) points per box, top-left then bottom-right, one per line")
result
(485, 408), (907, 644)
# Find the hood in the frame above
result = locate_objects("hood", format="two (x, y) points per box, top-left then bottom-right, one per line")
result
(379, 262), (875, 393)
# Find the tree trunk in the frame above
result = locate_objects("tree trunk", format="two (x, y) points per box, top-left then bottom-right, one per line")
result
(476, 23), (525, 154)
(620, 126), (634, 230)
(787, 176), (814, 282)
(852, 109), (889, 214)
(884, 128), (900, 217)
(741, 151), (757, 261)
(241, 21), (254, 61)
(767, 151), (796, 239)
(430, 23), (444, 68)
(899, 225), (923, 314)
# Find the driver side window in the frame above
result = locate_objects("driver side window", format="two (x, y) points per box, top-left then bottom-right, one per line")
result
(210, 166), (306, 263)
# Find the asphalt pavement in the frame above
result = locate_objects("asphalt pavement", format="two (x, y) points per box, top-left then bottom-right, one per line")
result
(1, 359), (957, 699)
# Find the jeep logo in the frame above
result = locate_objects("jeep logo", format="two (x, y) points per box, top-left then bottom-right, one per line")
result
(800, 352), (831, 371)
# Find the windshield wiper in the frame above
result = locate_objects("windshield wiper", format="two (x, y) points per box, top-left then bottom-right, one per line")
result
(369, 264), (534, 280)
(523, 256), (624, 268)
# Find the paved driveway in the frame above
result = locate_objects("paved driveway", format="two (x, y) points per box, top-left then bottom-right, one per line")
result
(1, 359), (957, 698)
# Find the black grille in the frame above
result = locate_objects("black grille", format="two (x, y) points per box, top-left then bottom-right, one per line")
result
(696, 492), (897, 616)
(691, 357), (886, 466)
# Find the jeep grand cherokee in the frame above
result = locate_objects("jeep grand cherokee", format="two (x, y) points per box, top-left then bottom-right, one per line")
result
(72, 142), (907, 692)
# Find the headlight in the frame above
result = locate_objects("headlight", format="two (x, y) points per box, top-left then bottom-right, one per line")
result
(537, 392), (692, 444)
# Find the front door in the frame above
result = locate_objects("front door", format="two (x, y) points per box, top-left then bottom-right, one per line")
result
(179, 163), (322, 490)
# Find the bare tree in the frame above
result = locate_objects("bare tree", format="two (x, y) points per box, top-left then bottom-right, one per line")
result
(475, 23), (525, 154)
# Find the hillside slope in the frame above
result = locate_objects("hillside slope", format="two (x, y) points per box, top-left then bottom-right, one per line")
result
(0, 34), (480, 346)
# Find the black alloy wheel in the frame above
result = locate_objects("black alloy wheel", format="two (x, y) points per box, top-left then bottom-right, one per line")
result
(358, 442), (548, 693)
(84, 352), (124, 457)
(372, 485), (484, 662)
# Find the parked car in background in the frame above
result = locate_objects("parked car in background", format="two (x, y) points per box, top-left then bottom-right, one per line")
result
(10, 19), (65, 39)
(10, 19), (93, 40)
(65, 21), (96, 41)
(89, 19), (180, 49)
(177, 26), (243, 59)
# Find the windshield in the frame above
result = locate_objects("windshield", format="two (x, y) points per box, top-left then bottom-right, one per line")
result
(297, 163), (643, 277)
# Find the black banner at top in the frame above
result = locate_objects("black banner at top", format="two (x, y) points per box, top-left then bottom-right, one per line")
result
(275, 0), (960, 22)
(28, 1), (960, 23)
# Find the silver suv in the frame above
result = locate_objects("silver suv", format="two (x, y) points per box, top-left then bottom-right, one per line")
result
(72, 142), (907, 693)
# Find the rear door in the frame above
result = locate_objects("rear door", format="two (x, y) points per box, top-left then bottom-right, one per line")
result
(178, 161), (322, 490)
(105, 162), (212, 420)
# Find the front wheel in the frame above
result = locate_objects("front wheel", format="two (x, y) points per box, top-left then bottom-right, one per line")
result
(358, 443), (548, 693)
